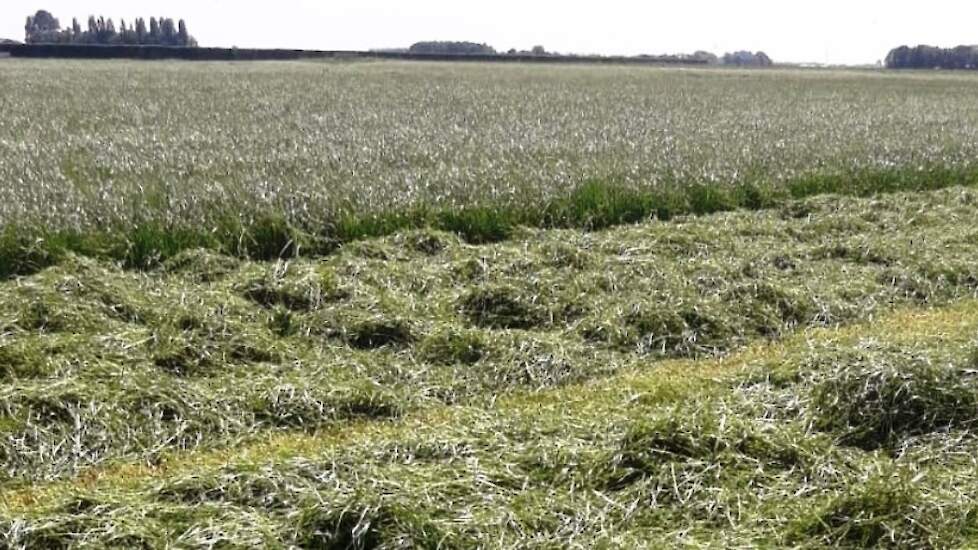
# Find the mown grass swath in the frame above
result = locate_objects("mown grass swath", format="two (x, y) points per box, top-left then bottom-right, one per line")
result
(1, 187), (978, 485)
(5, 276), (978, 546)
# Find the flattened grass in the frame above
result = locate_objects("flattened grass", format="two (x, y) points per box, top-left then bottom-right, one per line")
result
(5, 299), (978, 547)
(4, 188), (978, 485)
(5, 189), (978, 545)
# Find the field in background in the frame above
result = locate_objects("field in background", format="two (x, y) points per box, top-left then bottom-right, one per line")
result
(2, 61), (978, 274)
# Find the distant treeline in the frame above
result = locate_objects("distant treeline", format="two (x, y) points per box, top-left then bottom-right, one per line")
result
(4, 44), (718, 65)
(886, 45), (978, 69)
(409, 41), (497, 55)
(5, 33), (772, 67)
(405, 41), (772, 66)
(721, 51), (773, 67)
(25, 9), (196, 46)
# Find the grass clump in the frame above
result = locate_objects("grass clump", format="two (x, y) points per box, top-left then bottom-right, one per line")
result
(606, 402), (815, 492)
(726, 282), (815, 337)
(0, 512), (157, 549)
(619, 305), (736, 357)
(810, 350), (978, 451)
(338, 314), (415, 350)
(538, 241), (592, 270)
(480, 336), (584, 390)
(788, 473), (943, 548)
(393, 229), (459, 256)
(14, 298), (76, 334)
(343, 240), (396, 261)
(295, 499), (449, 550)
(418, 328), (488, 365)
(0, 338), (55, 381)
(459, 285), (546, 330)
(151, 326), (278, 377)
(161, 248), (241, 282)
(249, 382), (403, 429)
(156, 465), (314, 510)
(240, 261), (346, 311)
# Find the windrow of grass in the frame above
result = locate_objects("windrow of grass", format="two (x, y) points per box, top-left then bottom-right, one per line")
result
(4, 291), (978, 547)
(2, 187), (978, 488)
(4, 164), (978, 278)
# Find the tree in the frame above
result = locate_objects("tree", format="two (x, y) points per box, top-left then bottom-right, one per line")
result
(135, 18), (147, 43)
(25, 9), (61, 43)
(105, 19), (117, 43)
(31, 10), (59, 31)
(531, 45), (547, 55)
(160, 18), (177, 45)
(408, 41), (496, 55)
(722, 51), (774, 67)
(23, 10), (198, 47)
(149, 17), (160, 43)
(885, 44), (978, 70)
(178, 20), (189, 46)
(692, 51), (719, 64)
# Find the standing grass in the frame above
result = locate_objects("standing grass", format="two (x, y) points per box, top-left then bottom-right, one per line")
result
(4, 61), (978, 274)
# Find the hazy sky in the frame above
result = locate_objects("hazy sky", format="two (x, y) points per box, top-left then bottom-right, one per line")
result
(4, 1), (977, 65)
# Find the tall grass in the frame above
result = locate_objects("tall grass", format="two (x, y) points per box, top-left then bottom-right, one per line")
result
(4, 164), (978, 278)
(4, 61), (978, 275)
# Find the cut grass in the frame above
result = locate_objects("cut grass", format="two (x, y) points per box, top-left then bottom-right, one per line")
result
(4, 188), (978, 545)
(810, 349), (978, 451)
(5, 297), (978, 547)
(4, 188), (978, 485)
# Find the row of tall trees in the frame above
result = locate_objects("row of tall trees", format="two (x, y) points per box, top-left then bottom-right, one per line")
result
(886, 45), (978, 69)
(25, 10), (197, 47)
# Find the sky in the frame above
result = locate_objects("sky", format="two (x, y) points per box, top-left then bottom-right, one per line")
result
(4, 1), (978, 65)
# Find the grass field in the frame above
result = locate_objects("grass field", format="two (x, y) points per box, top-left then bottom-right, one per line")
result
(4, 61), (978, 274)
(4, 60), (978, 547)
(3, 185), (978, 546)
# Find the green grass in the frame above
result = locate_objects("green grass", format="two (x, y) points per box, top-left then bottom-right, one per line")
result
(5, 61), (978, 276)
(5, 280), (978, 547)
(6, 164), (978, 278)
(7, 60), (978, 546)
(7, 186), (978, 482)
(3, 188), (978, 545)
